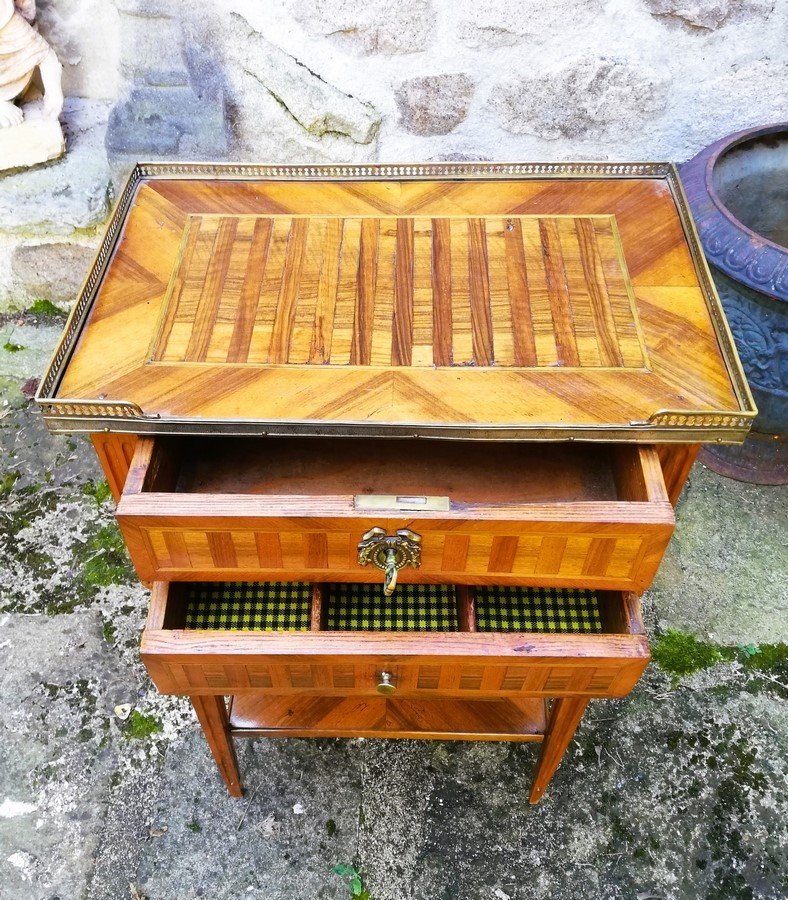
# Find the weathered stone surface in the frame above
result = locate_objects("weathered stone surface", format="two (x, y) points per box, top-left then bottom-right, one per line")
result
(649, 463), (788, 644)
(0, 611), (134, 899)
(395, 73), (474, 136)
(0, 99), (112, 235)
(107, 82), (227, 155)
(0, 232), (97, 313)
(0, 115), (64, 174)
(117, 11), (186, 85)
(35, 0), (121, 100)
(0, 322), (65, 403)
(228, 14), (380, 144)
(216, 14), (378, 165)
(456, 0), (603, 48)
(114, 0), (175, 15)
(643, 0), (774, 30)
(11, 241), (95, 307)
(665, 58), (788, 162)
(489, 54), (670, 139)
(106, 5), (228, 159)
(288, 0), (436, 55)
(222, 72), (377, 165)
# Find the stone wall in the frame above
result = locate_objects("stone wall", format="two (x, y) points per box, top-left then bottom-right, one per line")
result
(1, 0), (786, 311)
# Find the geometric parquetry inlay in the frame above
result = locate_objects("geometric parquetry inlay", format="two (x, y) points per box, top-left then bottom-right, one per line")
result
(150, 214), (647, 369)
(49, 171), (750, 439)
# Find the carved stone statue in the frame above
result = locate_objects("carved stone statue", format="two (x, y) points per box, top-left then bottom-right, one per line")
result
(0, 0), (63, 128)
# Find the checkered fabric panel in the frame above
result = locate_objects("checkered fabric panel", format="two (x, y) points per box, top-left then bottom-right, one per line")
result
(325, 583), (458, 632)
(183, 582), (312, 630)
(475, 587), (602, 633)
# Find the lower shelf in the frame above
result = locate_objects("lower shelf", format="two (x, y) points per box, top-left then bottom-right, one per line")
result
(228, 695), (547, 741)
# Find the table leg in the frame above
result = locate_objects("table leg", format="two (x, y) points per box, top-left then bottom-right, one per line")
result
(529, 697), (589, 804)
(191, 695), (243, 797)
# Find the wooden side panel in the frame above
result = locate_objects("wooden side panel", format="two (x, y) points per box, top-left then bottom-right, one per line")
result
(658, 443), (701, 506)
(91, 433), (138, 502)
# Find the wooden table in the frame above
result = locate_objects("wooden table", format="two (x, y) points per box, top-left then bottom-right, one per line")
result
(38, 162), (754, 803)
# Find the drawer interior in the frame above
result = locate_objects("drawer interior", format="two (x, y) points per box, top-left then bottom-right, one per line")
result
(160, 581), (633, 636)
(130, 436), (664, 506)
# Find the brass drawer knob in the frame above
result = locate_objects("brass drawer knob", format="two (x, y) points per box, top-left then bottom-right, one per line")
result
(377, 672), (396, 696)
(357, 527), (422, 596)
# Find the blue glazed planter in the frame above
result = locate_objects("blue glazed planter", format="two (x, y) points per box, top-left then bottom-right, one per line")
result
(681, 124), (787, 483)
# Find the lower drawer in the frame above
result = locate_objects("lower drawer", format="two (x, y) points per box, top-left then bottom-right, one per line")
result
(141, 581), (650, 700)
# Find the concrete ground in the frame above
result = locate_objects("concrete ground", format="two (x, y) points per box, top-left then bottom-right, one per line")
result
(0, 312), (786, 900)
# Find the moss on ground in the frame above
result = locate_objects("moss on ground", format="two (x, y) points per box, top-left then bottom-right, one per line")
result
(652, 628), (788, 696)
(28, 298), (66, 318)
(652, 629), (733, 678)
(82, 479), (112, 506)
(0, 486), (134, 615)
(125, 710), (162, 740)
(102, 618), (117, 646)
(0, 470), (20, 495)
(79, 522), (134, 591)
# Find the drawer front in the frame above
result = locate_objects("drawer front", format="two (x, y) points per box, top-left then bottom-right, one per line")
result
(122, 518), (671, 591)
(117, 440), (674, 592)
(126, 521), (671, 592)
(141, 584), (650, 701)
(142, 650), (648, 701)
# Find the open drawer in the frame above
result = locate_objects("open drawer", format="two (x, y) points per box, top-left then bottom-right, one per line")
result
(141, 581), (650, 702)
(118, 437), (674, 592)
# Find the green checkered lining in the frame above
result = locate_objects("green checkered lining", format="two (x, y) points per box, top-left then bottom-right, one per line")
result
(181, 582), (601, 634)
(475, 586), (602, 633)
(184, 582), (312, 631)
(325, 583), (458, 632)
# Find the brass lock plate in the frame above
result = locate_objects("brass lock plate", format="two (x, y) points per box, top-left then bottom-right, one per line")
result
(357, 527), (422, 595)
(354, 494), (450, 512)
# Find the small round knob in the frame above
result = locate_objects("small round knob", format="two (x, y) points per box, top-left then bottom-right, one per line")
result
(376, 671), (396, 696)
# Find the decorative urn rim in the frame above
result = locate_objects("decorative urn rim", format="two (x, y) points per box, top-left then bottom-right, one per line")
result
(680, 122), (788, 304)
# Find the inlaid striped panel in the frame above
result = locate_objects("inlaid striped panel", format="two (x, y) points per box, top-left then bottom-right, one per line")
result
(151, 214), (646, 369)
(134, 526), (666, 591)
(149, 659), (626, 698)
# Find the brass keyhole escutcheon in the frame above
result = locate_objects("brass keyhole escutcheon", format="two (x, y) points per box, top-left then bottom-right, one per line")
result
(357, 527), (422, 596)
(377, 671), (396, 695)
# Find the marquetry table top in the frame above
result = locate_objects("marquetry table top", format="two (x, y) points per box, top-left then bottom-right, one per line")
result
(38, 163), (754, 442)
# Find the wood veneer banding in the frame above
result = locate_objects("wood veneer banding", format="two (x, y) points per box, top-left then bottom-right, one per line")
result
(117, 436), (675, 591)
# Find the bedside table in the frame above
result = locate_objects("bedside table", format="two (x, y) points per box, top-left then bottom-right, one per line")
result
(38, 162), (754, 803)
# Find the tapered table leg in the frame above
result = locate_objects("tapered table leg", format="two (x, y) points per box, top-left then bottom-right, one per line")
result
(529, 697), (589, 804)
(191, 695), (243, 797)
